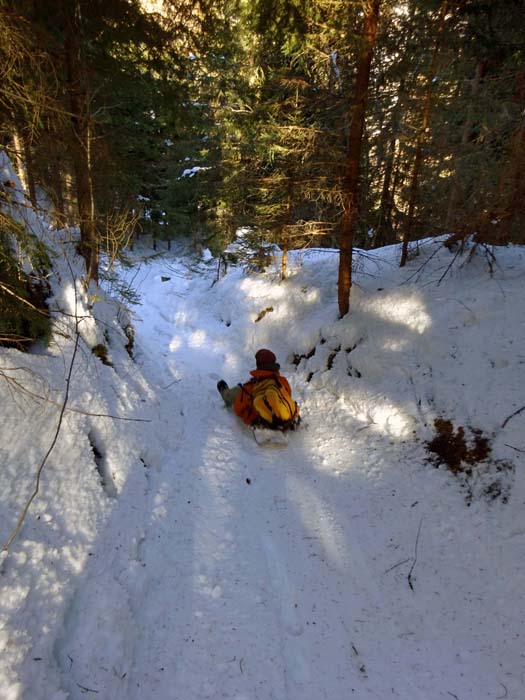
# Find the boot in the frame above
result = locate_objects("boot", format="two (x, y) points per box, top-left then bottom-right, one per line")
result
(217, 379), (228, 396)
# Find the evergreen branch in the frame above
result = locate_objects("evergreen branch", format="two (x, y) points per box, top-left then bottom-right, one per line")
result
(0, 280), (50, 317)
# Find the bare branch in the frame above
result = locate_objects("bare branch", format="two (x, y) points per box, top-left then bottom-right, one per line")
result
(501, 406), (525, 429)
(407, 517), (423, 591)
(0, 371), (150, 422)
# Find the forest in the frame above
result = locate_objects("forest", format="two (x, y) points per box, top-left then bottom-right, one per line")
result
(1, 0), (524, 330)
(2, 4), (525, 698)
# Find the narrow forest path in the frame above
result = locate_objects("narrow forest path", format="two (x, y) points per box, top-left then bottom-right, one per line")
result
(117, 259), (430, 700)
(52, 254), (519, 700)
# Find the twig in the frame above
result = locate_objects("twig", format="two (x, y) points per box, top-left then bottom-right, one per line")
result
(407, 517), (423, 591)
(445, 298), (475, 316)
(437, 245), (463, 286)
(0, 372), (150, 422)
(66, 408), (150, 422)
(403, 241), (446, 284)
(504, 443), (525, 453)
(481, 243), (498, 276)
(384, 557), (412, 575)
(76, 683), (99, 694)
(496, 682), (508, 699)
(162, 378), (181, 390)
(501, 406), (525, 429)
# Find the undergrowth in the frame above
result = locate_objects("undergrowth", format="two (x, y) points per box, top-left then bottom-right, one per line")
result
(0, 220), (52, 350)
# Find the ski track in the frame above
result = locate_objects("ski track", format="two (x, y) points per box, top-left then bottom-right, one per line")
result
(52, 264), (514, 700)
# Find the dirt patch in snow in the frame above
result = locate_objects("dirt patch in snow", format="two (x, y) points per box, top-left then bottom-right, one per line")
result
(426, 418), (514, 505)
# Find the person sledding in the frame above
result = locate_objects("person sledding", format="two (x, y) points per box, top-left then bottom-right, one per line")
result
(217, 348), (300, 431)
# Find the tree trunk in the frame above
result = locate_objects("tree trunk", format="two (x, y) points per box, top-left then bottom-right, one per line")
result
(375, 142), (396, 246)
(10, 128), (29, 197)
(446, 59), (488, 229)
(337, 0), (381, 317)
(502, 118), (525, 243)
(21, 132), (38, 207)
(375, 80), (405, 247)
(491, 78), (525, 244)
(43, 118), (67, 226)
(63, 0), (99, 282)
(281, 245), (288, 280)
(400, 0), (448, 267)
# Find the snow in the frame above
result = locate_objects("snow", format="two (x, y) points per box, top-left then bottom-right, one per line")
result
(1, 154), (525, 700)
(180, 166), (211, 179)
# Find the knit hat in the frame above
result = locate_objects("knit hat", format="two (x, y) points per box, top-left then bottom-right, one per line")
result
(255, 348), (280, 371)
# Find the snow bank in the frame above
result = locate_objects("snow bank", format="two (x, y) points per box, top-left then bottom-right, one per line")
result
(1, 154), (157, 698)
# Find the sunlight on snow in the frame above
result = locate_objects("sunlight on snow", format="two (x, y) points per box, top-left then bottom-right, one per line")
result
(188, 329), (207, 348)
(337, 390), (414, 439)
(238, 272), (320, 303)
(168, 336), (182, 352)
(381, 337), (409, 351)
(239, 276), (288, 300)
(348, 400), (413, 438)
(61, 544), (93, 577)
(223, 352), (242, 373)
(63, 281), (77, 311)
(369, 404), (413, 437)
(152, 490), (170, 520)
(371, 293), (431, 334)
(174, 310), (189, 324)
(301, 287), (321, 304)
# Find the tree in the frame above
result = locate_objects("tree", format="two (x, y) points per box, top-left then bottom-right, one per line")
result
(337, 0), (381, 317)
(440, 0), (525, 245)
(0, 2), (57, 195)
(399, 0), (449, 267)
(6, 0), (217, 279)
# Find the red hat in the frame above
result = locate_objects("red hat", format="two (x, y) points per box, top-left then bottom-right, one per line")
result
(255, 348), (277, 369)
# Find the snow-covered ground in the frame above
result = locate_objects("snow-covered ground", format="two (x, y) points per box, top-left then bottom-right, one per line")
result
(1, 155), (525, 700)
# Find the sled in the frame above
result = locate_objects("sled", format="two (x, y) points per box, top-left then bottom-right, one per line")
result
(252, 426), (290, 447)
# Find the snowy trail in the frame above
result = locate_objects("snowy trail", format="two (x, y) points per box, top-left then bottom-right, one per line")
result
(121, 285), (421, 700)
(48, 255), (524, 700)
(102, 265), (422, 699)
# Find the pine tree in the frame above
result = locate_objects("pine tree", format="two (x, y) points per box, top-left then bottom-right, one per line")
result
(337, 0), (381, 317)
(5, 0), (219, 277)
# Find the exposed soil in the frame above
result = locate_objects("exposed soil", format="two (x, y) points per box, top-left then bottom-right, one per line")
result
(425, 418), (514, 504)
(426, 418), (491, 474)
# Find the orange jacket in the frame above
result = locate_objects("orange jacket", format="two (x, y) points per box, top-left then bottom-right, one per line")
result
(233, 369), (293, 425)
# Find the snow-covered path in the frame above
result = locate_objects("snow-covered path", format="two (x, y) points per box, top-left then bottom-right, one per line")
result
(97, 261), (430, 700)
(47, 253), (524, 700)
